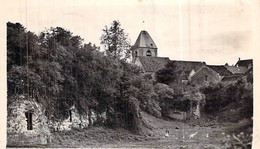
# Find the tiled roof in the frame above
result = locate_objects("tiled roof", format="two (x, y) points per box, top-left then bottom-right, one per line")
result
(224, 66), (248, 74)
(207, 65), (233, 76)
(138, 56), (170, 72)
(132, 30), (157, 49)
(221, 75), (241, 82)
(170, 61), (205, 80)
(244, 67), (253, 76)
(235, 59), (253, 67)
(171, 60), (206, 72)
(138, 57), (206, 74)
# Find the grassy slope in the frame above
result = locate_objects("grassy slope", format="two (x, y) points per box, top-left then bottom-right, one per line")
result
(7, 103), (253, 148)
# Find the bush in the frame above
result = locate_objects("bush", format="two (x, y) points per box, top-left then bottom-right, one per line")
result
(201, 79), (253, 118)
(155, 61), (182, 85)
(154, 83), (174, 101)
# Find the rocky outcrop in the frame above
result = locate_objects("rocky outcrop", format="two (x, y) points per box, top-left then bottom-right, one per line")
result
(49, 106), (89, 131)
(49, 106), (107, 131)
(167, 110), (187, 120)
(7, 95), (51, 145)
(192, 104), (200, 119)
(7, 95), (108, 146)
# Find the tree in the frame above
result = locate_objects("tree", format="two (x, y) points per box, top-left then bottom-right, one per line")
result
(100, 20), (131, 61)
(154, 83), (174, 101)
(155, 61), (182, 84)
(7, 22), (39, 70)
(7, 22), (160, 130)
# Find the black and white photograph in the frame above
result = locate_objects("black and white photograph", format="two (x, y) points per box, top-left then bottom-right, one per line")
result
(1, 0), (259, 148)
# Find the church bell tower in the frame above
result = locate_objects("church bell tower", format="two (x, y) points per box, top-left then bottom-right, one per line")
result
(131, 30), (158, 62)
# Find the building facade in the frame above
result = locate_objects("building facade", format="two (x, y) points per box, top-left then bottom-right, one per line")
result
(131, 30), (253, 87)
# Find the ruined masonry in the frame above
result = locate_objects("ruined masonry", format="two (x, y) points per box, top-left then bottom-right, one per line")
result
(7, 95), (107, 145)
(7, 95), (51, 145)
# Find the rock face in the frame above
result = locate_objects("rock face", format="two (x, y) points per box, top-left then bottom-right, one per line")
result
(167, 110), (187, 120)
(7, 95), (107, 145)
(49, 105), (90, 131)
(192, 104), (200, 119)
(7, 95), (51, 145)
(49, 106), (107, 131)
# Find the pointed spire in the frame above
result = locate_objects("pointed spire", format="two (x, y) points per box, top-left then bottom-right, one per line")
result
(132, 30), (157, 49)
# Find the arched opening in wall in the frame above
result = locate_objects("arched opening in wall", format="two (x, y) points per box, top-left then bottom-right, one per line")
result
(135, 51), (138, 57)
(25, 111), (33, 130)
(146, 50), (152, 56)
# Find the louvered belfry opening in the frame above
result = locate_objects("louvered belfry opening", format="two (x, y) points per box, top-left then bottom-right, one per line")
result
(25, 111), (33, 130)
(146, 50), (152, 56)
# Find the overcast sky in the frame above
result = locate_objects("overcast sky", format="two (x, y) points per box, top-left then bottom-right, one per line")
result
(3, 0), (257, 65)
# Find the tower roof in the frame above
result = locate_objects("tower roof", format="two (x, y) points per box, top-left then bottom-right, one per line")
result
(132, 30), (157, 50)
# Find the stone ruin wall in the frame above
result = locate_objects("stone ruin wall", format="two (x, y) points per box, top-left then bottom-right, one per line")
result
(7, 95), (107, 146)
(7, 96), (51, 145)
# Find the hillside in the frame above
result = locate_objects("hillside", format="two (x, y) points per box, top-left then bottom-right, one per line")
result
(7, 110), (252, 148)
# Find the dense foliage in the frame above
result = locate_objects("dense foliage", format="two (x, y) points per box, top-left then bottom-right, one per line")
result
(201, 79), (253, 118)
(155, 61), (181, 85)
(7, 22), (99, 119)
(7, 22), (159, 131)
(7, 21), (253, 134)
(100, 20), (131, 61)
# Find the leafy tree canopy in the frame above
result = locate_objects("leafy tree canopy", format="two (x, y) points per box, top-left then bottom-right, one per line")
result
(100, 20), (131, 61)
(155, 61), (182, 85)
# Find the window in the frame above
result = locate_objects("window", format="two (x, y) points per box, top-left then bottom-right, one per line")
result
(135, 51), (138, 57)
(150, 43), (153, 46)
(25, 111), (33, 130)
(69, 110), (72, 122)
(205, 75), (208, 81)
(146, 50), (152, 56)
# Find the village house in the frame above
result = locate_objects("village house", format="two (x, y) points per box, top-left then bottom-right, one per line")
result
(190, 65), (227, 86)
(224, 65), (248, 75)
(235, 58), (253, 69)
(132, 30), (253, 87)
(190, 65), (232, 86)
